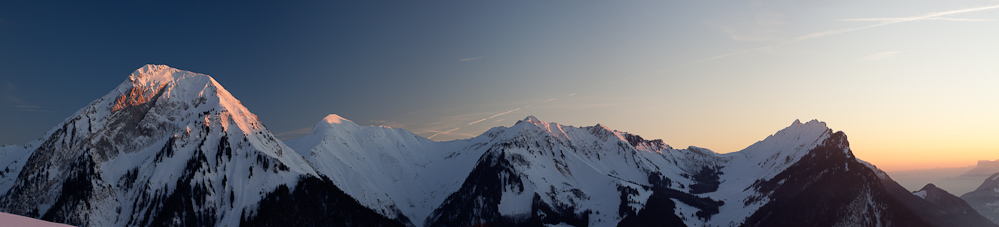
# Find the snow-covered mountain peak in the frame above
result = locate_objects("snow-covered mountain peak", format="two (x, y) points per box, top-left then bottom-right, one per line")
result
(128, 64), (184, 86)
(919, 183), (942, 192)
(118, 64), (232, 107)
(787, 119), (826, 130)
(309, 114), (362, 135)
(522, 115), (542, 124)
(110, 65), (217, 111)
(106, 64), (268, 134)
(322, 114), (353, 125)
(290, 114), (364, 156)
(510, 115), (576, 141)
(759, 119), (831, 145)
(95, 65), (317, 171)
(717, 119), (836, 192)
(55, 64), (315, 174)
(0, 65), (329, 226)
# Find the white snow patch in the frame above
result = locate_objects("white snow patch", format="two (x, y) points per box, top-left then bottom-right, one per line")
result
(672, 198), (697, 223)
(498, 182), (534, 217)
(0, 145), (32, 195)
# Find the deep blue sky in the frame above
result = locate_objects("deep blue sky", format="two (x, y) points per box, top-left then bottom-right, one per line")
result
(2, 1), (707, 142)
(2, 1), (997, 170)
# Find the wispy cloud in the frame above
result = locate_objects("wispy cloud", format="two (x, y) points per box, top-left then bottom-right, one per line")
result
(860, 51), (901, 61)
(796, 4), (999, 41)
(275, 127), (313, 140)
(711, 10), (789, 42)
(842, 17), (994, 22)
(466, 118), (487, 125)
(458, 56), (483, 62)
(4, 82), (54, 112)
(689, 4), (999, 67)
(469, 107), (523, 125)
(421, 92), (580, 141)
(416, 4), (999, 143)
(541, 102), (619, 110)
(420, 5), (999, 143)
(15, 108), (54, 112)
(426, 127), (461, 139)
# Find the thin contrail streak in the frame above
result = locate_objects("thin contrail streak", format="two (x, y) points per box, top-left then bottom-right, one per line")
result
(427, 127), (460, 139)
(842, 17), (994, 22)
(688, 4), (999, 66)
(428, 93), (572, 139)
(468, 107), (522, 125)
(797, 4), (999, 41)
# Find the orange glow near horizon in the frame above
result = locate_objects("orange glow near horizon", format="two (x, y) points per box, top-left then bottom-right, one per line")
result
(623, 115), (999, 173)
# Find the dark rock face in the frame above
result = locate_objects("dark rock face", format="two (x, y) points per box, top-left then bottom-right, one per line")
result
(742, 132), (936, 227)
(962, 172), (999, 225)
(617, 173), (723, 227)
(424, 150), (589, 227)
(616, 186), (686, 227)
(900, 183), (997, 227)
(687, 166), (722, 195)
(144, 144), (217, 227)
(39, 153), (97, 226)
(241, 176), (407, 227)
(917, 184), (975, 213)
(1, 118), (103, 226)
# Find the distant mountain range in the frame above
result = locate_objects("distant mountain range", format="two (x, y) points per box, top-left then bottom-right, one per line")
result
(963, 173), (999, 225)
(962, 160), (999, 177)
(0, 65), (994, 226)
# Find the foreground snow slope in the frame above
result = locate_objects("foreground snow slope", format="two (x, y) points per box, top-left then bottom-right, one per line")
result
(0, 212), (73, 227)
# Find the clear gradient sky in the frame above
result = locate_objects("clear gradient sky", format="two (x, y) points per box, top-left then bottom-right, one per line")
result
(1, 1), (997, 171)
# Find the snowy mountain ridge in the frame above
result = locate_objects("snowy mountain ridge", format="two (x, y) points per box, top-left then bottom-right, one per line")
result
(291, 107), (991, 226)
(0, 65), (384, 226)
(287, 111), (843, 226)
(1, 65), (993, 227)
